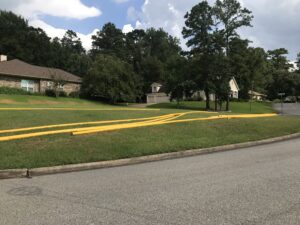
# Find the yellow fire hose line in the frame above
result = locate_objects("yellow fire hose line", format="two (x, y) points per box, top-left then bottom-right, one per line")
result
(72, 114), (186, 135)
(0, 110), (213, 135)
(0, 107), (160, 111)
(72, 114), (278, 136)
(0, 113), (277, 142)
(0, 113), (180, 135)
(0, 114), (182, 142)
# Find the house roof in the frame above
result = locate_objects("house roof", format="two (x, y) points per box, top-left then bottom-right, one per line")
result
(151, 82), (163, 87)
(0, 59), (82, 83)
(248, 90), (267, 97)
(230, 77), (240, 91)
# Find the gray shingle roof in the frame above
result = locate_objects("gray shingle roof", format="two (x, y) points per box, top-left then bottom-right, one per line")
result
(0, 59), (82, 83)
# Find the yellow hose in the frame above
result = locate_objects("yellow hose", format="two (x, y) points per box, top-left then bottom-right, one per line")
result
(0, 113), (182, 142)
(72, 114), (277, 136)
(0, 113), (277, 142)
(0, 107), (159, 111)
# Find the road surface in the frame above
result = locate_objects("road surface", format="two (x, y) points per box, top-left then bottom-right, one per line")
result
(1, 138), (300, 225)
(273, 103), (300, 115)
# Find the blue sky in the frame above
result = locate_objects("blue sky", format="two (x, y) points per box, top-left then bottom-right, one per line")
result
(41, 0), (143, 34)
(0, 0), (299, 60)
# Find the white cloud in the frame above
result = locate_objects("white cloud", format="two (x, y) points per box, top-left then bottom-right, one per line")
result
(128, 0), (300, 59)
(0, 0), (101, 20)
(0, 0), (101, 50)
(122, 24), (134, 33)
(29, 19), (98, 50)
(127, 0), (199, 49)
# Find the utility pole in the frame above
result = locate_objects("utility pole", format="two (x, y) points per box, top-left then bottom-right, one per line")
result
(278, 93), (285, 115)
(249, 81), (254, 112)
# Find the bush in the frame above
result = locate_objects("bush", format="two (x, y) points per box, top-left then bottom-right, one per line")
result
(0, 86), (40, 95)
(68, 91), (80, 98)
(45, 89), (67, 97)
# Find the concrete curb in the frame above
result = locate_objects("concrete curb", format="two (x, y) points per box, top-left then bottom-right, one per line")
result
(1, 132), (300, 179)
(0, 169), (27, 179)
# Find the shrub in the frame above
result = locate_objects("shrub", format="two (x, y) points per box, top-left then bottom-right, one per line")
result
(0, 86), (40, 95)
(45, 89), (56, 97)
(45, 89), (67, 97)
(68, 91), (80, 98)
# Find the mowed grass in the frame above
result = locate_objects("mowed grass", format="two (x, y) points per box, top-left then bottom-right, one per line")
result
(0, 94), (114, 108)
(149, 101), (275, 114)
(0, 95), (299, 170)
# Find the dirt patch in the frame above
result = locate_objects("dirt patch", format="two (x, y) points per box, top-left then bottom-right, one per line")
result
(0, 99), (18, 104)
(28, 100), (68, 105)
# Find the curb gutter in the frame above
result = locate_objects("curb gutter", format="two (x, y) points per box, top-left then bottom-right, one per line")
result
(0, 169), (27, 179)
(1, 132), (300, 179)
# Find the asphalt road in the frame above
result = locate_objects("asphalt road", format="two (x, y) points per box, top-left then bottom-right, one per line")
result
(273, 103), (300, 115)
(1, 138), (300, 225)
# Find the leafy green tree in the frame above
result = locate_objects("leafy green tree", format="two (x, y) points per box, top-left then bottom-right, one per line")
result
(266, 48), (297, 99)
(214, 0), (253, 55)
(82, 55), (141, 103)
(165, 56), (196, 105)
(143, 28), (181, 62)
(61, 30), (85, 54)
(214, 0), (253, 110)
(126, 27), (182, 99)
(91, 23), (127, 60)
(267, 48), (291, 71)
(296, 53), (300, 72)
(182, 1), (216, 110)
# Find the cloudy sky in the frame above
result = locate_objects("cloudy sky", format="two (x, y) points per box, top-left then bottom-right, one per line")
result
(0, 0), (299, 60)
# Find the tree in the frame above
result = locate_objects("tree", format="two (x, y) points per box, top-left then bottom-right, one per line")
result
(82, 55), (141, 103)
(61, 30), (85, 54)
(297, 53), (300, 72)
(267, 48), (291, 71)
(182, 1), (216, 110)
(165, 56), (196, 106)
(91, 23), (127, 60)
(214, 0), (253, 110)
(266, 48), (296, 99)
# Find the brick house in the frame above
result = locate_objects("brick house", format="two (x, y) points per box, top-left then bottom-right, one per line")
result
(0, 55), (82, 95)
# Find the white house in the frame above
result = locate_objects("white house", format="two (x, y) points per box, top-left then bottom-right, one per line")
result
(146, 78), (240, 104)
(248, 90), (267, 101)
(197, 77), (240, 101)
(229, 77), (239, 99)
(146, 82), (170, 104)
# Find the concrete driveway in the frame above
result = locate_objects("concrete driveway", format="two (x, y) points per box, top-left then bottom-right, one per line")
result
(1, 138), (300, 225)
(273, 103), (300, 115)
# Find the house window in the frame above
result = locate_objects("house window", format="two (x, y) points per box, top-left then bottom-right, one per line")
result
(58, 83), (64, 90)
(21, 80), (35, 92)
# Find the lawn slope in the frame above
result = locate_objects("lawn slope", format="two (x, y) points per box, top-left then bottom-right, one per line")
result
(0, 96), (299, 170)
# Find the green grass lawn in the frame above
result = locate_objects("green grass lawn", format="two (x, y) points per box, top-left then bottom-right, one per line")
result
(0, 94), (114, 108)
(149, 101), (275, 114)
(0, 95), (299, 170)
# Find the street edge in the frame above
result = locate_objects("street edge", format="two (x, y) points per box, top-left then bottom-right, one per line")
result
(1, 132), (300, 179)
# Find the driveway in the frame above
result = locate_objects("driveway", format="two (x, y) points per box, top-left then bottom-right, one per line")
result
(1, 138), (300, 225)
(273, 103), (300, 115)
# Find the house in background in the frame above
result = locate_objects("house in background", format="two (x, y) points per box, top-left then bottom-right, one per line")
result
(0, 55), (82, 95)
(146, 82), (170, 104)
(147, 78), (240, 104)
(194, 77), (240, 101)
(248, 90), (267, 101)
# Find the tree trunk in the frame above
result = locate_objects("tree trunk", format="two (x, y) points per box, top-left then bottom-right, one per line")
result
(214, 95), (218, 111)
(226, 95), (230, 111)
(205, 88), (210, 110)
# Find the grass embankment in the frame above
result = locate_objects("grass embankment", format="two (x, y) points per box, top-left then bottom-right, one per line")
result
(0, 95), (299, 170)
(149, 101), (274, 114)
